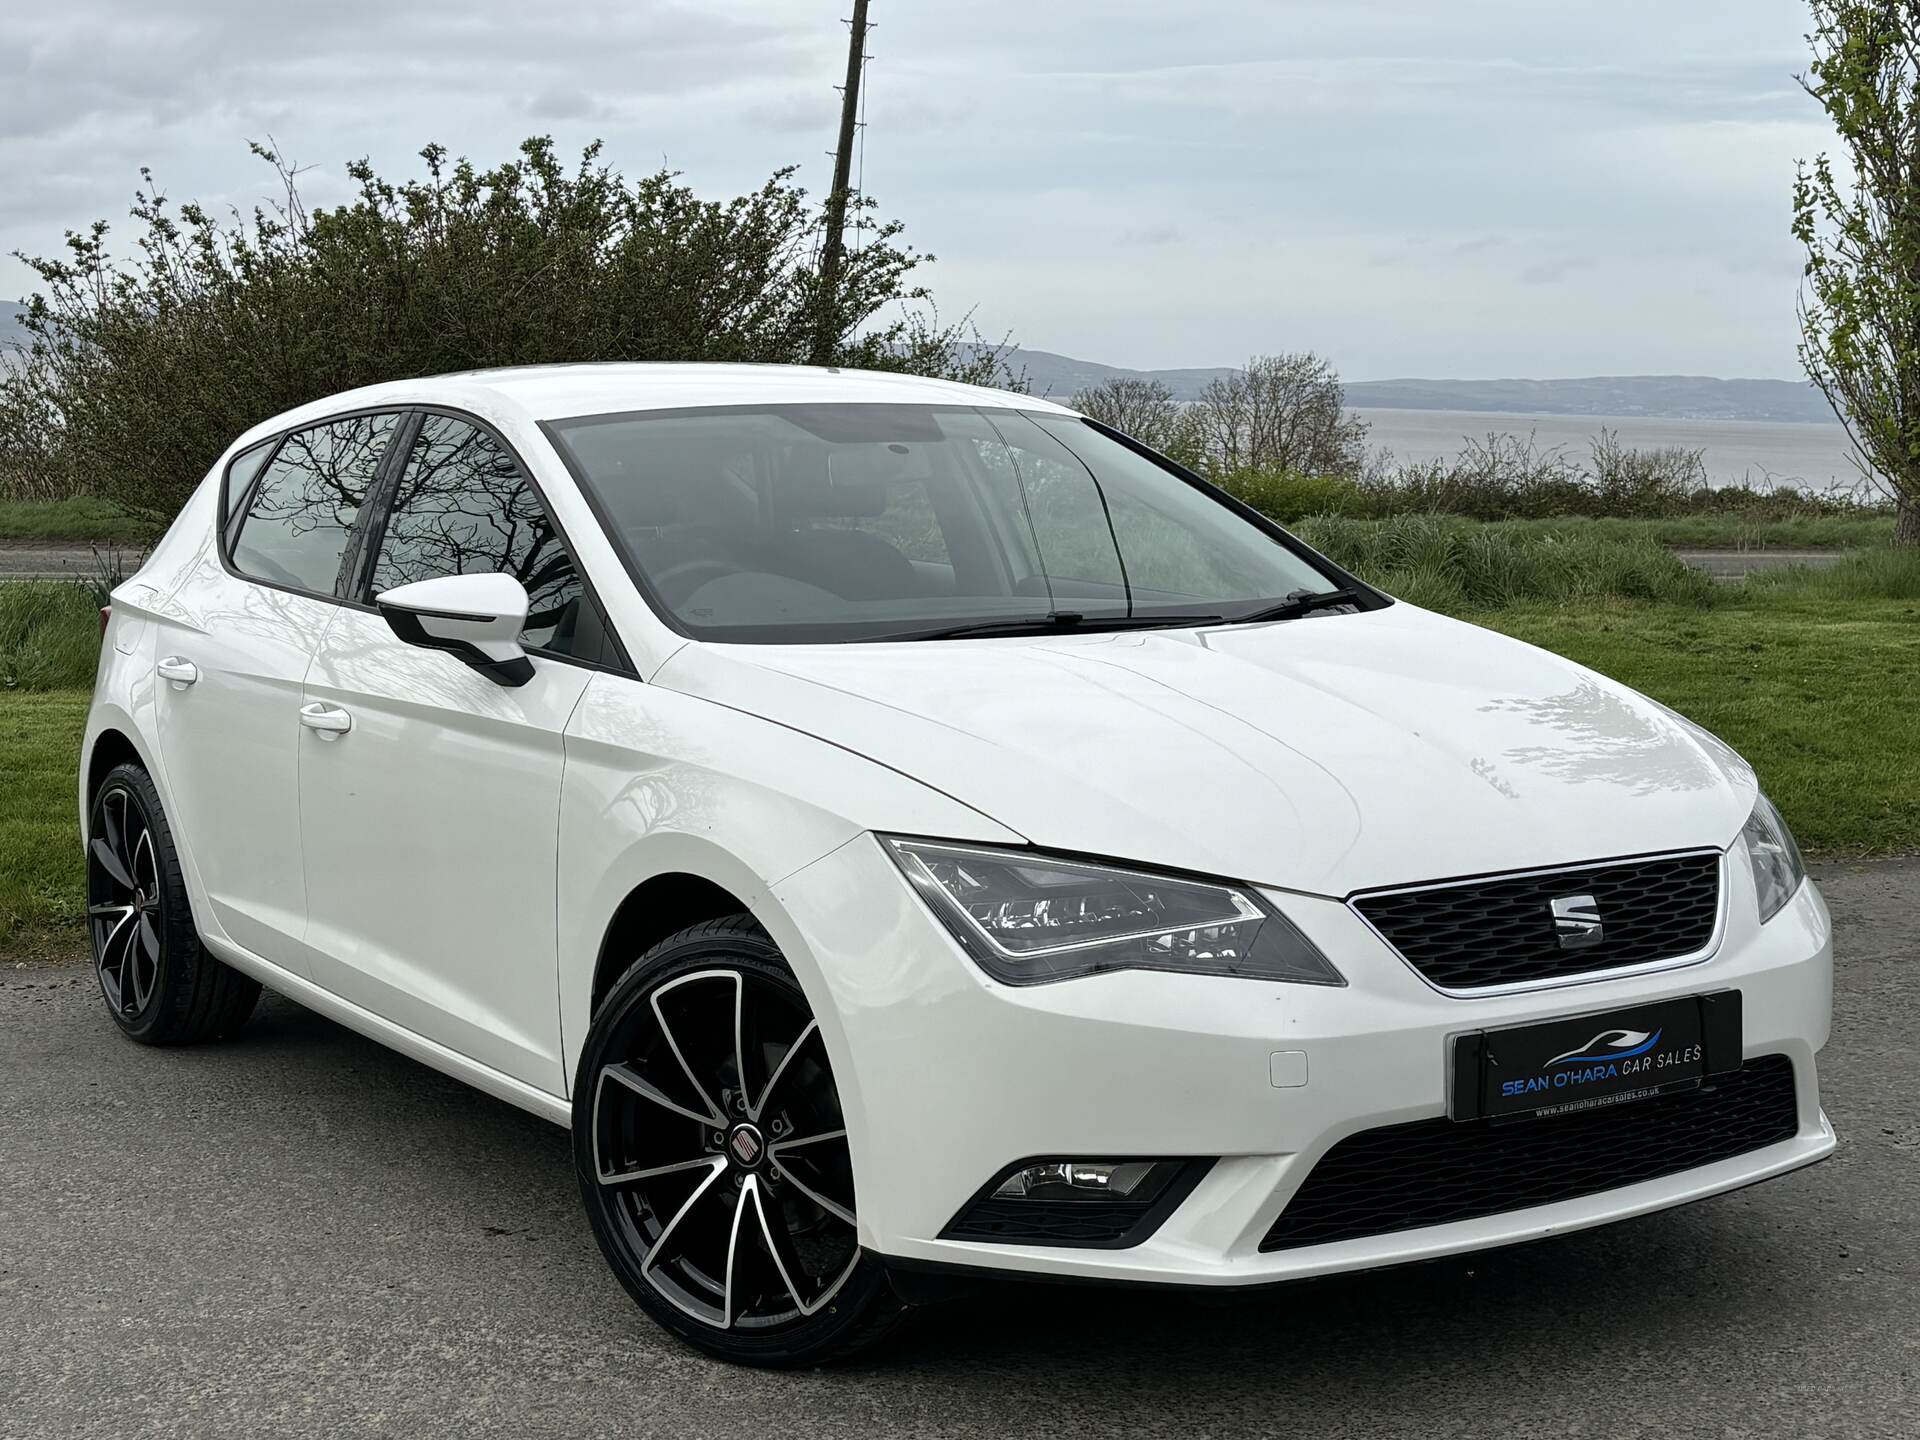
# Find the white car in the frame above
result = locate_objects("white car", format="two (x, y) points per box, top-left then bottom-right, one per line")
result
(82, 364), (1835, 1365)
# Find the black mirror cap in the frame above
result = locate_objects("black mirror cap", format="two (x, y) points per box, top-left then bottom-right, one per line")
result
(378, 603), (535, 688)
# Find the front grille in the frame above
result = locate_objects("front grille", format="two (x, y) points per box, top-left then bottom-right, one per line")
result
(1352, 850), (1721, 991)
(1260, 1055), (1798, 1252)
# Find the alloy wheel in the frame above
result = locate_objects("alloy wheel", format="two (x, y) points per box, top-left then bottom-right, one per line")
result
(587, 966), (860, 1333)
(87, 782), (163, 1019)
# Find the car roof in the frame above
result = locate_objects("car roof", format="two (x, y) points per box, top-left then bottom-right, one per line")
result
(234, 362), (1077, 449)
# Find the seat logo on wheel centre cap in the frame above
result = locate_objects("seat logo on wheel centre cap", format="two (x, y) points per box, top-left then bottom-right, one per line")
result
(729, 1125), (764, 1166)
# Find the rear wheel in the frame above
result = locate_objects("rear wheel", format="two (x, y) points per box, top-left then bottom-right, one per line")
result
(87, 762), (260, 1044)
(574, 916), (902, 1366)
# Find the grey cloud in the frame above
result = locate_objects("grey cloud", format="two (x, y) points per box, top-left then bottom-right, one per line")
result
(1, 0), (1833, 377)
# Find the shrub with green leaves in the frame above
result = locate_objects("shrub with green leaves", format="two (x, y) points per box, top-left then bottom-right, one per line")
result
(0, 138), (1010, 518)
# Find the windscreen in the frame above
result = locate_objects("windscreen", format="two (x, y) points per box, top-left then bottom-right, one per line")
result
(546, 404), (1338, 642)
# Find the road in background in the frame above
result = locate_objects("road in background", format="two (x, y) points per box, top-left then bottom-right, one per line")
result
(2, 859), (1915, 1438)
(0, 545), (113, 581)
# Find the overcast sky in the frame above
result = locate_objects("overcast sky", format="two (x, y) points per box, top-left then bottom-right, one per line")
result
(1, 0), (1835, 379)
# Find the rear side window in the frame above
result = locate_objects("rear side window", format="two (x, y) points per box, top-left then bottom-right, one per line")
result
(368, 414), (587, 656)
(231, 413), (399, 595)
(220, 439), (276, 526)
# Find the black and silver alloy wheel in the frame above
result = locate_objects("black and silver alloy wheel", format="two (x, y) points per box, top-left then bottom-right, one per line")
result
(88, 780), (162, 1019)
(85, 762), (261, 1045)
(574, 916), (901, 1366)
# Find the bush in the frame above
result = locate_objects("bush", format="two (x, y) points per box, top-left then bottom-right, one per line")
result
(1293, 514), (1719, 611)
(1345, 430), (1883, 524)
(1216, 468), (1366, 522)
(0, 138), (1011, 518)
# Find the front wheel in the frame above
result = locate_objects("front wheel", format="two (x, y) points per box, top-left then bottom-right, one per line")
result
(573, 916), (902, 1366)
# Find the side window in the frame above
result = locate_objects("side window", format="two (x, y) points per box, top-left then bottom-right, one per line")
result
(230, 414), (398, 595)
(370, 415), (586, 656)
(220, 439), (276, 527)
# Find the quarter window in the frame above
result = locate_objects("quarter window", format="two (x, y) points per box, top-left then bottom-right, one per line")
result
(369, 415), (587, 656)
(230, 414), (399, 595)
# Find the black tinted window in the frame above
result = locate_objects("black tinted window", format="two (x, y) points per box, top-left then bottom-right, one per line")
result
(547, 404), (1336, 643)
(220, 439), (275, 526)
(231, 414), (398, 594)
(370, 415), (585, 655)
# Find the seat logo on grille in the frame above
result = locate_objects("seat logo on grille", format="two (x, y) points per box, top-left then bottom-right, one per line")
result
(1550, 894), (1605, 949)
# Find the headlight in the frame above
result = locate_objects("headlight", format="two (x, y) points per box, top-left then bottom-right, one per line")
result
(1742, 793), (1805, 924)
(881, 837), (1344, 987)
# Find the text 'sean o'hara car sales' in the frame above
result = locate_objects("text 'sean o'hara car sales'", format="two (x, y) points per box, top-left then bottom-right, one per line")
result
(80, 364), (1834, 1365)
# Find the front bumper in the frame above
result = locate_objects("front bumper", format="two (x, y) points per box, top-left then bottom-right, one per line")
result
(770, 836), (1835, 1287)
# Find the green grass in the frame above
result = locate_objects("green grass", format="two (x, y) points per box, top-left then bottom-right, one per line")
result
(1483, 598), (1920, 858)
(1295, 514), (1719, 611)
(0, 497), (151, 544)
(1482, 514), (1895, 551)
(0, 689), (88, 954)
(1, 581), (106, 691)
(2, 540), (1916, 953)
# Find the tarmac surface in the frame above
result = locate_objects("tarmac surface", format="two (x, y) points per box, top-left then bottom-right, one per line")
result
(2, 858), (1915, 1438)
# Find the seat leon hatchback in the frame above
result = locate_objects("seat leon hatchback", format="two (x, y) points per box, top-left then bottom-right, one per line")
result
(82, 363), (1835, 1365)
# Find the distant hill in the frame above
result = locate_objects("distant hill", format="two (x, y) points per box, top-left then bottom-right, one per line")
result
(1004, 345), (1837, 424)
(1341, 374), (1835, 425)
(1001, 347), (1241, 403)
(0, 315), (1835, 425)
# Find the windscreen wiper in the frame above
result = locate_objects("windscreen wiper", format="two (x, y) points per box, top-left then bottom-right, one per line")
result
(874, 611), (1228, 643)
(1231, 587), (1365, 625)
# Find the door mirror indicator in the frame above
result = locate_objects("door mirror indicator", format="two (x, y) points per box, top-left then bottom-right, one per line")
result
(375, 573), (535, 687)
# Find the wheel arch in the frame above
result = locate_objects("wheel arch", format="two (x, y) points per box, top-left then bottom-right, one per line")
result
(84, 727), (146, 806)
(588, 871), (751, 1020)
(560, 832), (869, 1156)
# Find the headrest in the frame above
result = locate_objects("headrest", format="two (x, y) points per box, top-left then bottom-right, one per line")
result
(776, 445), (891, 519)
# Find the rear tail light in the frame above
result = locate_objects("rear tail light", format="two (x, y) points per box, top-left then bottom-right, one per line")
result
(100, 605), (111, 637)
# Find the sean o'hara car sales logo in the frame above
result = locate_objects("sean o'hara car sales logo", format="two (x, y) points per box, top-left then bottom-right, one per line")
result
(1499, 1026), (1703, 1100)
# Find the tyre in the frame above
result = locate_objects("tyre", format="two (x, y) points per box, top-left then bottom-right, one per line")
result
(573, 915), (903, 1366)
(86, 761), (261, 1045)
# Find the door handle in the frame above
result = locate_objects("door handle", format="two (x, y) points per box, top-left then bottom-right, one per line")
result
(299, 702), (353, 739)
(157, 656), (198, 688)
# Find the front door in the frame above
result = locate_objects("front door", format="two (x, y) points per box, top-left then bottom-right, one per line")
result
(296, 413), (600, 1093)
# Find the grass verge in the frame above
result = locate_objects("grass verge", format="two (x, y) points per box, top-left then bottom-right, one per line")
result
(0, 497), (150, 544)
(1295, 514), (1719, 611)
(0, 689), (87, 955)
(1484, 597), (1920, 858)
(2, 543), (1915, 951)
(1, 581), (106, 691)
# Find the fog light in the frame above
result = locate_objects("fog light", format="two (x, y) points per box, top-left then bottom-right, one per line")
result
(943, 1157), (1214, 1247)
(992, 1160), (1160, 1201)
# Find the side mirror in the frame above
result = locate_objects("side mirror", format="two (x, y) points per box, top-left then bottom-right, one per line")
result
(375, 573), (535, 687)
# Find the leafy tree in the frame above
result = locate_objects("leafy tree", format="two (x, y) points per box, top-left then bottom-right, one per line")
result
(0, 138), (1014, 521)
(1190, 352), (1368, 479)
(1068, 376), (1204, 466)
(1794, 1), (1920, 545)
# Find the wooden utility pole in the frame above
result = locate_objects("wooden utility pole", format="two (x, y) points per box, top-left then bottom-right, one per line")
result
(813, 0), (872, 366)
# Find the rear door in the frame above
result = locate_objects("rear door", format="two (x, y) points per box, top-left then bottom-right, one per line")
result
(153, 413), (401, 968)
(296, 412), (615, 1092)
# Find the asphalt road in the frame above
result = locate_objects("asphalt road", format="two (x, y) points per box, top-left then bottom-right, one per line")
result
(1670, 549), (1850, 581)
(3, 860), (1915, 1439)
(0, 544), (108, 581)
